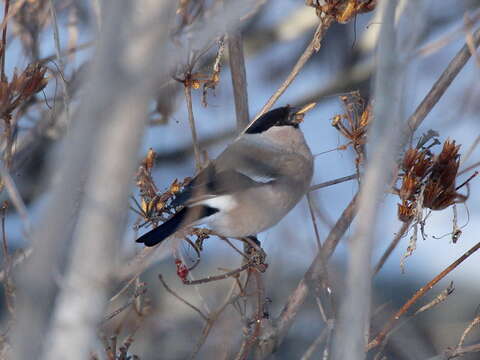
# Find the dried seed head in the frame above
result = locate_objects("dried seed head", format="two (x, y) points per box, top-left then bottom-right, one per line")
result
(402, 148), (419, 172)
(169, 179), (181, 194)
(399, 174), (418, 201)
(398, 201), (414, 223)
(307, 0), (377, 23)
(397, 138), (472, 221)
(437, 139), (460, 165)
(144, 148), (156, 170)
(414, 152), (432, 178)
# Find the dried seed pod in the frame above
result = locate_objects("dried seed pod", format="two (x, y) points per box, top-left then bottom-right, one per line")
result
(402, 148), (419, 172)
(413, 152), (432, 178)
(398, 201), (414, 222)
(399, 174), (418, 201)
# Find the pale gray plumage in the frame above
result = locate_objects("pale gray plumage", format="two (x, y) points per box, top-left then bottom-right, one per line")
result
(136, 105), (314, 246)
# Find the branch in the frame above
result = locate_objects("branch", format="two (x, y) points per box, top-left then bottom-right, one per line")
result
(309, 174), (358, 192)
(242, 15), (334, 135)
(255, 195), (358, 359)
(407, 26), (480, 134)
(332, 2), (405, 358)
(228, 30), (250, 133)
(367, 240), (480, 351)
(372, 221), (410, 276)
(48, 0), (70, 122)
(184, 85), (202, 169)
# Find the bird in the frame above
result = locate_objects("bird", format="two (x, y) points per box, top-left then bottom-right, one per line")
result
(136, 103), (315, 247)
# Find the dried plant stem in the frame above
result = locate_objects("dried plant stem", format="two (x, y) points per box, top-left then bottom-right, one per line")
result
(189, 282), (243, 359)
(235, 269), (265, 360)
(254, 195), (358, 359)
(0, 246), (32, 282)
(184, 85), (202, 169)
(459, 160), (480, 175)
(256, 18), (332, 117)
(1, 203), (14, 314)
(243, 16), (334, 134)
(407, 26), (480, 134)
(309, 174), (358, 192)
(228, 30), (250, 133)
(184, 262), (252, 285)
(158, 274), (208, 321)
(0, 0), (9, 82)
(101, 286), (147, 324)
(367, 240), (480, 351)
(322, 194), (358, 260)
(307, 193), (322, 249)
(49, 0), (70, 122)
(426, 342), (480, 360)
(300, 326), (330, 360)
(461, 135), (480, 166)
(373, 221), (411, 276)
(457, 314), (480, 348)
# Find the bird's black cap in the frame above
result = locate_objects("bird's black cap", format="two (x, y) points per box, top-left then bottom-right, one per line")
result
(245, 103), (316, 134)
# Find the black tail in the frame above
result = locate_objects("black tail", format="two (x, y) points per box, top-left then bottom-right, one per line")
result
(136, 205), (218, 247)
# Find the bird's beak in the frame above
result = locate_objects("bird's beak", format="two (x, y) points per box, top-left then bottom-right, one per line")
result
(291, 102), (316, 124)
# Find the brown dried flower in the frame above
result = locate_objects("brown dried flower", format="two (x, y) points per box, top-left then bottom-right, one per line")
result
(331, 92), (372, 175)
(306, 0), (377, 23)
(0, 63), (47, 118)
(397, 139), (475, 221)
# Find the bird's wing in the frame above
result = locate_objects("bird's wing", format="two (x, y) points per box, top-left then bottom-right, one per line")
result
(171, 165), (268, 207)
(171, 138), (284, 207)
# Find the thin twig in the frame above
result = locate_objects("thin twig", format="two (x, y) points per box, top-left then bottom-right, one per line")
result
(0, 162), (31, 232)
(407, 26), (480, 134)
(243, 16), (334, 134)
(307, 193), (322, 249)
(184, 85), (202, 169)
(300, 326), (330, 360)
(463, 14), (480, 68)
(309, 174), (358, 192)
(460, 135), (480, 166)
(426, 342), (480, 360)
(227, 30), (250, 133)
(459, 160), (480, 175)
(457, 314), (480, 348)
(101, 286), (147, 324)
(254, 195), (358, 359)
(0, 0), (9, 82)
(0, 246), (32, 282)
(235, 269), (265, 360)
(49, 0), (70, 122)
(367, 240), (480, 351)
(158, 274), (209, 321)
(190, 283), (243, 359)
(413, 281), (455, 316)
(183, 262), (252, 285)
(1, 202), (13, 314)
(373, 221), (411, 276)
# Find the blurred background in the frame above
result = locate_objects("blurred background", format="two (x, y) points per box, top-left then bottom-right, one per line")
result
(1, 0), (480, 359)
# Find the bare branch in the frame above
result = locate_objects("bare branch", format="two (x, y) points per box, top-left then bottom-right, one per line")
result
(367, 240), (480, 351)
(243, 16), (334, 134)
(254, 195), (358, 359)
(48, 0), (70, 122)
(184, 85), (203, 169)
(228, 30), (250, 133)
(407, 26), (480, 134)
(309, 174), (358, 192)
(332, 2), (405, 358)
(159, 274), (209, 321)
(373, 221), (410, 276)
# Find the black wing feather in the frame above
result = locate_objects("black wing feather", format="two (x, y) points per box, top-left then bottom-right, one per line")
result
(136, 205), (218, 247)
